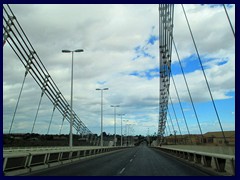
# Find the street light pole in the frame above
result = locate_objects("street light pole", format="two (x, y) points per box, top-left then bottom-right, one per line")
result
(127, 123), (130, 146)
(118, 114), (125, 147)
(111, 105), (119, 146)
(174, 130), (177, 145)
(62, 49), (84, 148)
(123, 119), (128, 146)
(96, 88), (109, 147)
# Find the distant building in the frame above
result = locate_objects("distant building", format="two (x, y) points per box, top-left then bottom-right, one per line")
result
(29, 137), (39, 141)
(164, 134), (202, 145)
(164, 131), (235, 145)
(13, 136), (23, 140)
(203, 131), (235, 145)
(53, 136), (68, 140)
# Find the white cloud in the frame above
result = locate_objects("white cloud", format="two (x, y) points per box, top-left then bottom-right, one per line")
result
(3, 4), (235, 136)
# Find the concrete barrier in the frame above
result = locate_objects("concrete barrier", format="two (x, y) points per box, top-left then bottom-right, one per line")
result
(160, 145), (235, 155)
(152, 146), (235, 176)
(3, 146), (128, 176)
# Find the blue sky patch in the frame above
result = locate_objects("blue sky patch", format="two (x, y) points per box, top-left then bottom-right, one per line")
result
(129, 67), (159, 80)
(147, 35), (158, 45)
(134, 46), (141, 52)
(225, 91), (235, 98)
(171, 54), (229, 75)
(202, 56), (229, 68)
(132, 45), (155, 60)
(201, 4), (233, 8)
(171, 54), (200, 75)
(97, 80), (107, 85)
(217, 59), (228, 66)
(132, 26), (158, 61)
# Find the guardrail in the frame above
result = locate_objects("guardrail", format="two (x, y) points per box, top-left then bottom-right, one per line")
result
(152, 146), (235, 176)
(3, 146), (99, 152)
(3, 146), (128, 176)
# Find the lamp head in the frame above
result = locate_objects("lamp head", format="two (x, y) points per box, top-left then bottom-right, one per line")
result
(74, 49), (84, 53)
(62, 50), (71, 53)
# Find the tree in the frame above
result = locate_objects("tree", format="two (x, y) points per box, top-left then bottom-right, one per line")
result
(102, 132), (107, 137)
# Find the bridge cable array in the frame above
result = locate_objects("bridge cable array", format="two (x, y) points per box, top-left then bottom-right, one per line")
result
(170, 72), (192, 144)
(3, 4), (92, 135)
(171, 36), (204, 141)
(167, 109), (175, 136)
(166, 121), (172, 136)
(169, 95), (182, 137)
(158, 4), (233, 145)
(158, 4), (174, 143)
(181, 4), (227, 144)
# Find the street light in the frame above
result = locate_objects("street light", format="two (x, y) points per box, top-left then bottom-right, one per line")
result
(118, 114), (125, 147)
(111, 105), (120, 146)
(62, 49), (84, 148)
(96, 88), (109, 147)
(174, 130), (177, 145)
(123, 119), (128, 146)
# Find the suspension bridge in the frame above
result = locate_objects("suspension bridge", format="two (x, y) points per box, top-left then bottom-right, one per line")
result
(3, 4), (235, 176)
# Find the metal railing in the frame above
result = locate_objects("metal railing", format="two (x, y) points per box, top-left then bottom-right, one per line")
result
(3, 146), (129, 176)
(152, 146), (235, 176)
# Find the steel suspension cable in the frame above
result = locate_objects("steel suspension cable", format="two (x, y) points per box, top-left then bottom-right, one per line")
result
(6, 5), (51, 78)
(223, 4), (235, 38)
(8, 33), (73, 133)
(158, 4), (174, 143)
(165, 124), (169, 136)
(158, 4), (162, 141)
(172, 36), (203, 140)
(169, 96), (182, 136)
(7, 11), (83, 131)
(166, 120), (172, 135)
(167, 109), (175, 133)
(31, 93), (44, 133)
(8, 74), (27, 134)
(170, 72), (192, 144)
(47, 106), (56, 134)
(59, 118), (65, 134)
(182, 4), (227, 144)
(4, 4), (92, 135)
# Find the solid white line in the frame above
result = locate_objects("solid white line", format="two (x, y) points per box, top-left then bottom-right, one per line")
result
(119, 167), (125, 174)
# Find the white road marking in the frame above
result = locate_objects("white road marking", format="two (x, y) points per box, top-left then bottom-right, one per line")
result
(119, 154), (136, 175)
(119, 168), (125, 174)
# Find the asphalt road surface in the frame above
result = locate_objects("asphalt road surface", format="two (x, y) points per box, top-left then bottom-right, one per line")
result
(26, 143), (209, 176)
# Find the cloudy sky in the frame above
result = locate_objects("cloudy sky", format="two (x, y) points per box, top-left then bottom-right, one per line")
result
(3, 4), (235, 136)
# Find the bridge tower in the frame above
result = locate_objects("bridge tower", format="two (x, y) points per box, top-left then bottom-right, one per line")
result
(158, 4), (174, 145)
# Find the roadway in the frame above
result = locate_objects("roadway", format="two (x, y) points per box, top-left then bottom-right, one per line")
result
(25, 143), (210, 176)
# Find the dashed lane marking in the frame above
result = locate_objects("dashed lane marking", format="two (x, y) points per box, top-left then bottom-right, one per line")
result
(119, 168), (125, 174)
